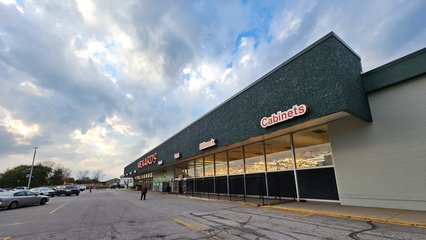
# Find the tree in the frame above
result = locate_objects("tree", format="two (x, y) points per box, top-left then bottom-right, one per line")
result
(78, 170), (90, 182)
(40, 161), (72, 185)
(92, 170), (104, 183)
(64, 177), (75, 184)
(0, 164), (52, 188)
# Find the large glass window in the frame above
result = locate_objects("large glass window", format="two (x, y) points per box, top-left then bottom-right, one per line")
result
(228, 147), (244, 175)
(215, 151), (228, 176)
(265, 135), (294, 171)
(188, 160), (195, 178)
(244, 142), (265, 173)
(174, 161), (188, 179)
(204, 155), (214, 177)
(293, 125), (333, 169)
(195, 158), (204, 178)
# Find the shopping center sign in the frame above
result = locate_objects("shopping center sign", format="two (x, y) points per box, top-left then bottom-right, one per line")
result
(138, 153), (158, 168)
(199, 138), (216, 150)
(260, 104), (308, 128)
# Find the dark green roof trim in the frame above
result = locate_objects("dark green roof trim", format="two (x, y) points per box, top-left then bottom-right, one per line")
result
(362, 48), (426, 93)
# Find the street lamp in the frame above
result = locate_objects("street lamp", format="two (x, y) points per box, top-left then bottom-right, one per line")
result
(27, 147), (38, 189)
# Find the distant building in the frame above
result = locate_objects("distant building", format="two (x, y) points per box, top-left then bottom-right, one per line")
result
(123, 32), (426, 211)
(104, 178), (120, 187)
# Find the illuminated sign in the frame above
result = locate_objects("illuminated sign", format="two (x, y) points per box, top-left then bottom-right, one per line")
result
(260, 104), (307, 128)
(199, 138), (216, 150)
(174, 152), (181, 159)
(138, 153), (158, 168)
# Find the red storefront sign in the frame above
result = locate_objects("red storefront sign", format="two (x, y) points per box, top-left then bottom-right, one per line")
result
(138, 153), (158, 168)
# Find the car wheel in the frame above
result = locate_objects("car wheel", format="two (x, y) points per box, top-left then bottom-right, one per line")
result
(8, 201), (18, 209)
(40, 198), (47, 205)
(76, 193), (79, 196)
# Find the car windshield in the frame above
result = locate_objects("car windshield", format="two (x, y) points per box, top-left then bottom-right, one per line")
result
(65, 186), (77, 189)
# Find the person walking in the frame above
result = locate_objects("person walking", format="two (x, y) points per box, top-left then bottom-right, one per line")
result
(140, 180), (147, 200)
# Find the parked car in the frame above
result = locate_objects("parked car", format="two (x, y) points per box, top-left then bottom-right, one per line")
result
(56, 185), (80, 196)
(13, 186), (28, 191)
(0, 190), (49, 209)
(30, 187), (56, 197)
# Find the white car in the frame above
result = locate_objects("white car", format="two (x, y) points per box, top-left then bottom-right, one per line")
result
(78, 185), (87, 191)
(30, 187), (56, 197)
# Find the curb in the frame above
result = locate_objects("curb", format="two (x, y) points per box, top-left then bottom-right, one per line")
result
(262, 205), (426, 229)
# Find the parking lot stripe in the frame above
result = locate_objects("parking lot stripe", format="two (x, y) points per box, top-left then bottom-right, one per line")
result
(49, 200), (71, 214)
(0, 222), (24, 227)
(171, 217), (198, 231)
(171, 217), (222, 240)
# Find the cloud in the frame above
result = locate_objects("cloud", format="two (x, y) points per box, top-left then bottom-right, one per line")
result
(106, 114), (137, 136)
(0, 106), (40, 144)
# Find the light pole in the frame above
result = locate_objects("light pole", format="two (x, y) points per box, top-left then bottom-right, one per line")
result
(27, 147), (38, 189)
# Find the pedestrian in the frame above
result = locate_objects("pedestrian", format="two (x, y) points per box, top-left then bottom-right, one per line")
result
(89, 185), (92, 193)
(140, 180), (147, 200)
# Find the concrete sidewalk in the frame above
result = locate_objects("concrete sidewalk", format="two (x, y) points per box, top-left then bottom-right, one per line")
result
(262, 201), (426, 228)
(149, 191), (426, 228)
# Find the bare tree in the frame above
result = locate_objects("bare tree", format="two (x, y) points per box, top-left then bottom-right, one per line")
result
(78, 170), (90, 182)
(41, 161), (72, 185)
(92, 170), (104, 182)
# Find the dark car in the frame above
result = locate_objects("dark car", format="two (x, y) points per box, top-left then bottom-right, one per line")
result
(56, 185), (80, 196)
(0, 190), (49, 209)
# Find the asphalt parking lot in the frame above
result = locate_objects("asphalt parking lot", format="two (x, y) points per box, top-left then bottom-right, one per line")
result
(1, 189), (425, 240)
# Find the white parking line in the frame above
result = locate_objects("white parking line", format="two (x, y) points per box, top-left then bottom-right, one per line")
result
(0, 222), (24, 227)
(49, 201), (71, 214)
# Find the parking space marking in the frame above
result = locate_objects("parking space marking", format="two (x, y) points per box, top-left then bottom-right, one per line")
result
(49, 200), (71, 214)
(171, 217), (222, 240)
(0, 222), (24, 227)
(171, 217), (198, 231)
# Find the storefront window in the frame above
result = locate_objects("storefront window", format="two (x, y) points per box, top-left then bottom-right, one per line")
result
(265, 135), (294, 171)
(244, 142), (265, 173)
(215, 151), (228, 176)
(228, 147), (244, 175)
(174, 161), (188, 179)
(204, 155), (214, 177)
(293, 125), (334, 169)
(188, 160), (195, 178)
(195, 158), (204, 178)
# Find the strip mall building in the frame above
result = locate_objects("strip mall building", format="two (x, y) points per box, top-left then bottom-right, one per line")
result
(124, 32), (426, 211)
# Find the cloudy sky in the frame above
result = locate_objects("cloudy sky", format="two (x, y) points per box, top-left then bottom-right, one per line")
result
(0, 0), (425, 181)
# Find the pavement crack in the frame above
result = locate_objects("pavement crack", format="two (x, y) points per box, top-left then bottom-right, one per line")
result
(349, 221), (377, 240)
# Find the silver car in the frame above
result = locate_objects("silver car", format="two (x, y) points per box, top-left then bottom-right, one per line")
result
(30, 187), (56, 197)
(0, 190), (49, 209)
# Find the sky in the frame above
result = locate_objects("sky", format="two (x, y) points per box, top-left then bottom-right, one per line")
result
(0, 0), (425, 181)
